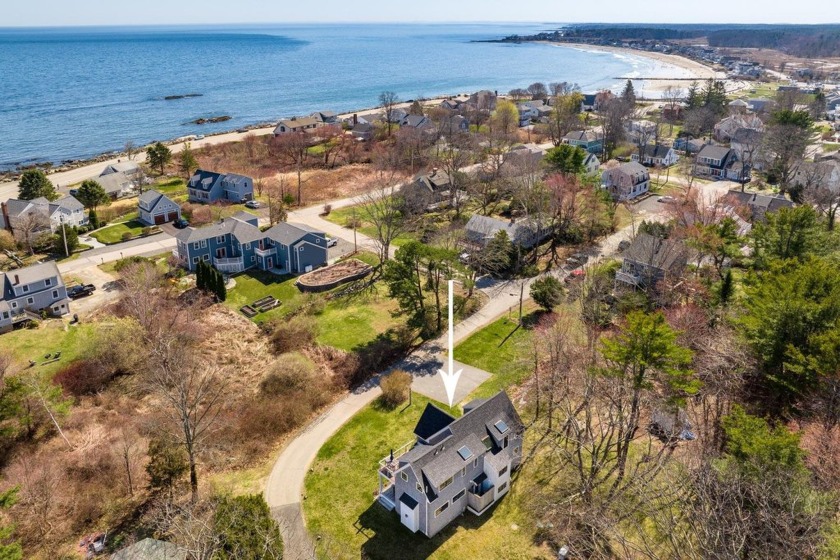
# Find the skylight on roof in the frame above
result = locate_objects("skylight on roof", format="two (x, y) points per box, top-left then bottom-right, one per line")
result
(494, 420), (509, 434)
(457, 445), (473, 461)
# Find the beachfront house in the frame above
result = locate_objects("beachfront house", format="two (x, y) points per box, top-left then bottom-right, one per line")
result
(174, 213), (328, 274)
(1, 195), (87, 241)
(273, 116), (321, 135)
(1, 262), (70, 333)
(631, 144), (678, 167)
(601, 162), (650, 201)
(562, 130), (603, 154)
(376, 391), (523, 538)
(100, 161), (141, 179)
(137, 190), (181, 226)
(187, 169), (253, 203)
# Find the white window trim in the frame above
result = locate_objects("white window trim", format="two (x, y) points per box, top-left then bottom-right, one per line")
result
(26, 297), (34, 305)
(200, 240), (207, 248)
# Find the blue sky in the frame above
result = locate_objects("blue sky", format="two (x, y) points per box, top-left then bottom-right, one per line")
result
(2, 0), (835, 27)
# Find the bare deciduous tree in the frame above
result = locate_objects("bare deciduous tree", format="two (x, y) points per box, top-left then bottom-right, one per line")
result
(379, 91), (399, 137)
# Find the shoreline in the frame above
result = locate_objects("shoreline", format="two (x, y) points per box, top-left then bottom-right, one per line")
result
(540, 41), (722, 96)
(0, 44), (721, 192)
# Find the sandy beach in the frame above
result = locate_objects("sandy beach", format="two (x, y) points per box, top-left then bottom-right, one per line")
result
(543, 41), (723, 97)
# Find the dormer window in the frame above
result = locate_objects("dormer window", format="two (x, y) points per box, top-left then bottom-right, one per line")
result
(22, 285), (29, 293)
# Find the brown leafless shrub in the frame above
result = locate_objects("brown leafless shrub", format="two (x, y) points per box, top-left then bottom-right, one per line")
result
(268, 316), (319, 354)
(379, 370), (412, 408)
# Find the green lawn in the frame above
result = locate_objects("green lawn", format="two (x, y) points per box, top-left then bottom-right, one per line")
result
(324, 206), (417, 248)
(90, 219), (147, 244)
(454, 308), (539, 399)
(4, 320), (97, 377)
(223, 268), (400, 352)
(303, 394), (549, 560)
(153, 177), (187, 196)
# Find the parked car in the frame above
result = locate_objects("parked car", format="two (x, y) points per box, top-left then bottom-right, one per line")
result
(173, 218), (189, 229)
(326, 236), (338, 247)
(244, 200), (261, 209)
(657, 196), (675, 203)
(195, 134), (205, 140)
(67, 284), (96, 299)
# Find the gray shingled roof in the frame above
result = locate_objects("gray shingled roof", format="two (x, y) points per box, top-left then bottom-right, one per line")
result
(399, 391), (523, 494)
(639, 144), (673, 159)
(188, 169), (223, 192)
(1, 261), (63, 300)
(731, 128), (763, 145)
(51, 196), (84, 213)
(623, 233), (688, 272)
(2, 198), (35, 218)
(464, 215), (544, 248)
(111, 538), (186, 560)
(175, 215), (263, 244)
(697, 144), (733, 161)
(138, 189), (164, 206)
(264, 222), (320, 246)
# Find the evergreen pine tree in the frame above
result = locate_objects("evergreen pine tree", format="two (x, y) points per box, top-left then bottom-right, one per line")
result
(216, 270), (227, 302)
(621, 79), (636, 106)
(719, 268), (734, 305)
(196, 261), (206, 290)
(88, 208), (98, 230)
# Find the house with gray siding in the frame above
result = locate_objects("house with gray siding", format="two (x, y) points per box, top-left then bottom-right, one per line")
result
(138, 190), (181, 225)
(615, 233), (688, 290)
(376, 391), (523, 538)
(1, 196), (87, 241)
(187, 169), (254, 203)
(464, 215), (550, 250)
(601, 162), (651, 201)
(174, 213), (328, 275)
(0, 262), (69, 333)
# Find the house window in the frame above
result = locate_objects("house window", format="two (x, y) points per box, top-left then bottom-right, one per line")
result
(193, 242), (200, 250)
(439, 476), (454, 491)
(216, 236), (225, 244)
(416, 482), (423, 493)
(499, 466), (508, 477)
(27, 297), (34, 305)
(400, 472), (408, 482)
(11, 302), (17, 309)
(482, 436), (492, 451)
(245, 243), (251, 250)
(193, 257), (199, 264)
(498, 482), (508, 493)
(460, 467), (466, 478)
(514, 446), (520, 454)
(22, 285), (29, 293)
(251, 256), (256, 263)
(473, 458), (478, 468)
(453, 489), (466, 502)
(45, 278), (52, 286)
(202, 255), (209, 261)
(434, 502), (449, 517)
(200, 240), (207, 248)
(504, 436), (509, 448)
(52, 290), (58, 298)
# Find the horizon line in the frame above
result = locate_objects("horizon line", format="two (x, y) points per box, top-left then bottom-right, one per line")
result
(2, 20), (840, 30)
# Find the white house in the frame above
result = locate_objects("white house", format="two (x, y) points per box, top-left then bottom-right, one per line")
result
(631, 145), (679, 167)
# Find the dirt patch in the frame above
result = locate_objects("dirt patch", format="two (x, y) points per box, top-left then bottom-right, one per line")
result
(274, 164), (386, 205)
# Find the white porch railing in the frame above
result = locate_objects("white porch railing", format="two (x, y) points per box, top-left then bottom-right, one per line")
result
(213, 256), (244, 274)
(255, 246), (275, 258)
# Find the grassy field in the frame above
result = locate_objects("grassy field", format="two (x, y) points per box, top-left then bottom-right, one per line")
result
(4, 320), (97, 377)
(90, 219), (147, 244)
(324, 205), (416, 247)
(153, 177), (187, 196)
(303, 394), (549, 560)
(223, 268), (400, 352)
(454, 307), (539, 399)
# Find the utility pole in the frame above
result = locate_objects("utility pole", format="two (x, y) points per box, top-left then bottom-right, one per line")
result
(60, 215), (69, 257)
(519, 281), (524, 325)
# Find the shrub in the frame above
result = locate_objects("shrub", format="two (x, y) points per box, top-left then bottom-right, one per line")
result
(113, 255), (149, 272)
(54, 359), (117, 396)
(322, 203), (332, 215)
(379, 369), (412, 408)
(121, 231), (133, 242)
(269, 317), (319, 354)
(141, 226), (154, 236)
(214, 495), (283, 559)
(259, 352), (317, 397)
(530, 276), (565, 312)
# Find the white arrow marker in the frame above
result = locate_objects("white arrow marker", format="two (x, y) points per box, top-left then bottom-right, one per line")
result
(438, 279), (462, 407)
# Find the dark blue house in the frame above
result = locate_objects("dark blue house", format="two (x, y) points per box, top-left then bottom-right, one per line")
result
(175, 212), (329, 274)
(187, 169), (254, 203)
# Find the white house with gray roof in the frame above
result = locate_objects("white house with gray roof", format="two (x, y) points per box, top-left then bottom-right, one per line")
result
(601, 162), (651, 201)
(137, 190), (181, 225)
(174, 213), (328, 274)
(376, 391), (523, 537)
(0, 261), (69, 333)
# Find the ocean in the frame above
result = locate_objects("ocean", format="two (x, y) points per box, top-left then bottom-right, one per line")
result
(0, 23), (685, 170)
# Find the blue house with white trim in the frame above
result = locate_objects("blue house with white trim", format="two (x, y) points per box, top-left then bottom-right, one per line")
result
(187, 169), (254, 203)
(174, 213), (329, 274)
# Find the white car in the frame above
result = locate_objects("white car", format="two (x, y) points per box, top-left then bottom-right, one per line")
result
(326, 237), (338, 247)
(244, 200), (261, 209)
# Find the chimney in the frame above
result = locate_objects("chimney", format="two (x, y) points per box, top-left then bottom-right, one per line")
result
(353, 113), (358, 125)
(13, 274), (19, 285)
